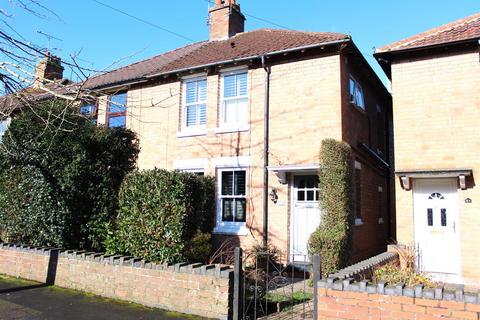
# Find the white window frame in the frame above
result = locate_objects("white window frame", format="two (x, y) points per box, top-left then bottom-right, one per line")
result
(216, 69), (249, 133)
(349, 75), (365, 110)
(180, 76), (207, 137)
(214, 166), (249, 235)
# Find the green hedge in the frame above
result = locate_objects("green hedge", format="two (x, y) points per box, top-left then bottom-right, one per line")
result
(308, 139), (354, 277)
(106, 169), (215, 264)
(0, 100), (139, 250)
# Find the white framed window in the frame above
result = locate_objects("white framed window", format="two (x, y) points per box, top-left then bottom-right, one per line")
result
(0, 118), (8, 141)
(214, 167), (248, 235)
(218, 70), (248, 131)
(349, 76), (365, 110)
(182, 77), (207, 132)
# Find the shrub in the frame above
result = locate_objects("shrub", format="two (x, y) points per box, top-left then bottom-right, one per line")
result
(0, 100), (139, 250)
(106, 169), (215, 264)
(308, 139), (354, 277)
(373, 262), (434, 287)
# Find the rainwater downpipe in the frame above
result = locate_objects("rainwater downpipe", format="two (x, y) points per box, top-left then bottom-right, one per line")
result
(261, 55), (271, 248)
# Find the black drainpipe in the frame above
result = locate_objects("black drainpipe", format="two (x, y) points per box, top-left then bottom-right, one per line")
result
(262, 55), (271, 248)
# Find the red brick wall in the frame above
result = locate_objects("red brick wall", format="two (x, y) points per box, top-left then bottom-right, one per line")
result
(0, 245), (232, 319)
(339, 50), (393, 263)
(318, 288), (480, 320)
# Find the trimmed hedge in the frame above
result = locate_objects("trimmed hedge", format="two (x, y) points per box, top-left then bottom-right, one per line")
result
(106, 169), (215, 264)
(308, 139), (354, 277)
(0, 100), (139, 250)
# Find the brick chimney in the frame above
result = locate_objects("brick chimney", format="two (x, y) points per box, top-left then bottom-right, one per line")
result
(209, 0), (245, 41)
(34, 52), (64, 87)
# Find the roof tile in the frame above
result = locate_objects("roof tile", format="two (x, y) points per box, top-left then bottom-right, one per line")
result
(84, 29), (349, 89)
(377, 12), (480, 53)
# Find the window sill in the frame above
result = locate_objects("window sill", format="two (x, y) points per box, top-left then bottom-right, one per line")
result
(176, 129), (208, 138)
(349, 102), (367, 115)
(214, 125), (250, 134)
(213, 225), (249, 236)
(355, 218), (364, 226)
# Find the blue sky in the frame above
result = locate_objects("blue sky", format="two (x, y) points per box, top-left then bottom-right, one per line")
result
(5, 0), (479, 83)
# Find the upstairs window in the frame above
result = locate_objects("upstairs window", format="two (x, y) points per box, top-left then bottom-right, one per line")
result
(80, 101), (97, 124)
(349, 76), (365, 110)
(107, 92), (127, 128)
(0, 118), (8, 141)
(220, 70), (248, 128)
(183, 77), (207, 130)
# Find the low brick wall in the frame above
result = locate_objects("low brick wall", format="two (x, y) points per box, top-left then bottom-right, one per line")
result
(0, 243), (233, 319)
(317, 279), (480, 320)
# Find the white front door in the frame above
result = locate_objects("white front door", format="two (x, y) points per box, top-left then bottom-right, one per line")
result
(290, 175), (321, 262)
(413, 178), (461, 276)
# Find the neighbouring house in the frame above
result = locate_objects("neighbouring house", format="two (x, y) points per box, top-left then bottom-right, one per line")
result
(375, 12), (480, 284)
(2, 0), (392, 264)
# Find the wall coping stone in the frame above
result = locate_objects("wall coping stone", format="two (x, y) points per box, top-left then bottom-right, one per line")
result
(0, 242), (233, 279)
(317, 251), (480, 304)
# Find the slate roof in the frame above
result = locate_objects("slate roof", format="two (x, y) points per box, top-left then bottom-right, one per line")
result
(83, 29), (350, 89)
(376, 12), (480, 53)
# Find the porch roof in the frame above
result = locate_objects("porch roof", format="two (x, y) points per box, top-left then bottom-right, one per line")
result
(395, 168), (473, 191)
(267, 163), (320, 184)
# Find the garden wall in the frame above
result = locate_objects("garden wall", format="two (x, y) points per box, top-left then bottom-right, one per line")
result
(317, 277), (480, 320)
(0, 243), (233, 319)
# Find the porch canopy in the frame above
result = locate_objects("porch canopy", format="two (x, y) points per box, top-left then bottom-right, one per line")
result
(396, 168), (472, 190)
(267, 163), (320, 184)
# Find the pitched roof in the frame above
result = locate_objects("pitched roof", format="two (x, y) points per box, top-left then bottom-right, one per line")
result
(83, 29), (349, 90)
(377, 12), (480, 53)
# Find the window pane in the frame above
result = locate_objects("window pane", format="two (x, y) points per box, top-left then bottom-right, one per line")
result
(235, 199), (246, 222)
(222, 199), (234, 221)
(222, 171), (234, 195)
(234, 171), (246, 195)
(224, 74), (236, 98)
(236, 97), (248, 124)
(237, 72), (247, 96)
(223, 99), (236, 124)
(185, 81), (197, 103)
(349, 78), (355, 101)
(0, 119), (7, 137)
(109, 93), (127, 113)
(186, 105), (198, 127)
(198, 79), (207, 102)
(80, 104), (95, 115)
(427, 208), (433, 226)
(298, 191), (305, 201)
(307, 190), (314, 201)
(108, 115), (126, 128)
(356, 86), (365, 108)
(199, 103), (206, 125)
(441, 208), (447, 227)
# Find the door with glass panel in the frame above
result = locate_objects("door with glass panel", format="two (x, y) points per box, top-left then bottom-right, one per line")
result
(413, 178), (460, 276)
(290, 175), (321, 262)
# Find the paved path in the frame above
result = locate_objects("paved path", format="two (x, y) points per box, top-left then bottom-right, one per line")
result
(0, 275), (206, 320)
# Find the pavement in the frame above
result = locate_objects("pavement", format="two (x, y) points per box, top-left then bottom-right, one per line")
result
(0, 275), (206, 320)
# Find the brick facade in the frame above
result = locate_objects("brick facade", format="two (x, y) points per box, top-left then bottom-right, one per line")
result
(389, 47), (480, 284)
(0, 244), (232, 319)
(95, 49), (391, 263)
(318, 288), (480, 320)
